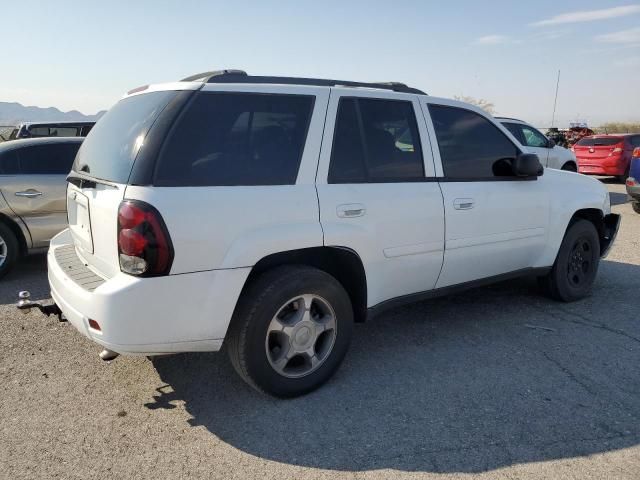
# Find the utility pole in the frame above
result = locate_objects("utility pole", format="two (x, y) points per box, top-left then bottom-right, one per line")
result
(551, 70), (560, 127)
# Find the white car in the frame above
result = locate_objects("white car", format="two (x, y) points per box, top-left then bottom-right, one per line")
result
(497, 117), (577, 171)
(20, 70), (620, 397)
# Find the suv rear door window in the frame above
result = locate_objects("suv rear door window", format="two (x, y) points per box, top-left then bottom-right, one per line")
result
(18, 143), (81, 174)
(328, 97), (424, 183)
(154, 92), (314, 186)
(429, 105), (519, 179)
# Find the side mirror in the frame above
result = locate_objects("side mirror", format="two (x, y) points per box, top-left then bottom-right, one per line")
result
(512, 153), (543, 177)
(546, 138), (556, 148)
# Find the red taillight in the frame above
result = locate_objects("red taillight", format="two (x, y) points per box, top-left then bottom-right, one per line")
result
(633, 147), (640, 158)
(118, 229), (147, 256)
(117, 200), (173, 276)
(627, 178), (636, 187)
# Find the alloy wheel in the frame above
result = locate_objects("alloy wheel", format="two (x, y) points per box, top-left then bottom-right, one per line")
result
(265, 294), (337, 378)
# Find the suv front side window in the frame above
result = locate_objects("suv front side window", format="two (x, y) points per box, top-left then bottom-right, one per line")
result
(429, 105), (520, 179)
(520, 125), (548, 148)
(329, 97), (424, 183)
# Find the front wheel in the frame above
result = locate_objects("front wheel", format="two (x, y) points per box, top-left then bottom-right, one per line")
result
(538, 219), (600, 302)
(227, 265), (353, 397)
(632, 202), (640, 214)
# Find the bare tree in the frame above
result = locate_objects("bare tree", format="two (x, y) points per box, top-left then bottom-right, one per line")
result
(454, 95), (496, 115)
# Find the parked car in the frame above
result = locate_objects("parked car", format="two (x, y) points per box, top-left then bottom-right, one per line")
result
(497, 118), (577, 171)
(0, 137), (83, 277)
(19, 70), (619, 397)
(7, 121), (95, 141)
(574, 134), (640, 182)
(626, 147), (640, 214)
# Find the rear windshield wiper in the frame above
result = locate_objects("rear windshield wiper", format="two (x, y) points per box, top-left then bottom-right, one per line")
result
(66, 172), (119, 189)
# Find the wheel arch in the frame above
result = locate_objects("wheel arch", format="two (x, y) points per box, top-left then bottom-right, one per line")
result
(561, 160), (577, 172)
(243, 246), (368, 323)
(0, 212), (29, 256)
(569, 208), (616, 256)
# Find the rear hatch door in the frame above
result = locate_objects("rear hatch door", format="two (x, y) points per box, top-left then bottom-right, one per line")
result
(574, 136), (622, 164)
(65, 88), (188, 277)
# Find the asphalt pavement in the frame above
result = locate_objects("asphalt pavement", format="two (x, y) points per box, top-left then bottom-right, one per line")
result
(1, 179), (639, 479)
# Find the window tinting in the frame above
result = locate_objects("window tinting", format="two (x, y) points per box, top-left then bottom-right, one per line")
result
(576, 137), (622, 146)
(328, 99), (367, 183)
(0, 149), (20, 174)
(502, 122), (525, 143)
(429, 105), (519, 178)
(521, 125), (548, 148)
(73, 91), (176, 183)
(18, 142), (81, 174)
(154, 92), (314, 186)
(631, 136), (640, 147)
(329, 98), (424, 183)
(28, 127), (50, 137)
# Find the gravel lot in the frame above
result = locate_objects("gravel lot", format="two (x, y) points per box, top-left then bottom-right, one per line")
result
(1, 179), (639, 480)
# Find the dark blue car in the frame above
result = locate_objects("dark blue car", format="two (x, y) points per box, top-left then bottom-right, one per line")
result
(627, 146), (640, 214)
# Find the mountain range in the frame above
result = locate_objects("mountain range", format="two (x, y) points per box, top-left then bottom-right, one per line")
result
(0, 101), (105, 124)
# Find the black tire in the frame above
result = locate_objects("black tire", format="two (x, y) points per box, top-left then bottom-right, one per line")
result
(561, 162), (577, 172)
(538, 219), (600, 302)
(0, 222), (19, 280)
(227, 265), (353, 398)
(633, 202), (640, 214)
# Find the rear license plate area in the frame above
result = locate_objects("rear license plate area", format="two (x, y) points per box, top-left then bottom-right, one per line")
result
(67, 190), (94, 253)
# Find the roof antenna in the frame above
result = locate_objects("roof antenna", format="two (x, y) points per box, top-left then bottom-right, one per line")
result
(550, 69), (560, 128)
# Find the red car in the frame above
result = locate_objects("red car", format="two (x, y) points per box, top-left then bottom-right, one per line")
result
(575, 134), (640, 182)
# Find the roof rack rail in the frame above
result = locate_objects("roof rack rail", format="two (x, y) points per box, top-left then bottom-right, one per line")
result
(180, 70), (426, 95)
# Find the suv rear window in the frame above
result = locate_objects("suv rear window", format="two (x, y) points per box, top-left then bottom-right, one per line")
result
(576, 137), (622, 146)
(72, 91), (176, 183)
(154, 92), (314, 186)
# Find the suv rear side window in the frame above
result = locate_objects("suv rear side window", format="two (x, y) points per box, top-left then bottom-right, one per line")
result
(329, 97), (424, 183)
(18, 143), (81, 174)
(154, 92), (314, 186)
(429, 105), (519, 179)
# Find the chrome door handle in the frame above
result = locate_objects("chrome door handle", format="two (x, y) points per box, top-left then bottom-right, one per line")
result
(15, 190), (43, 198)
(453, 198), (474, 210)
(337, 203), (366, 218)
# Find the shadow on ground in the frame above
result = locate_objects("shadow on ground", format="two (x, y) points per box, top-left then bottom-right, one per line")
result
(610, 191), (629, 206)
(149, 260), (640, 473)
(0, 254), (48, 305)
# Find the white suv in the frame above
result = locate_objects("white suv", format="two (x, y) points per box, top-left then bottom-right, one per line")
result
(497, 117), (577, 171)
(21, 70), (620, 397)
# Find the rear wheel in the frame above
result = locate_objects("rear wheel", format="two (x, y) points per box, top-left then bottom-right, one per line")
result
(0, 223), (19, 280)
(561, 162), (577, 172)
(538, 219), (600, 302)
(632, 202), (640, 214)
(227, 265), (353, 397)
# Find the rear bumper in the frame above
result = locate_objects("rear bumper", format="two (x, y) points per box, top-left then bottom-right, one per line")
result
(577, 157), (628, 176)
(47, 229), (250, 355)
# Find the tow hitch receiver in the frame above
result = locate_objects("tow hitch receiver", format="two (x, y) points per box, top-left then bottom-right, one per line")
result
(17, 291), (66, 322)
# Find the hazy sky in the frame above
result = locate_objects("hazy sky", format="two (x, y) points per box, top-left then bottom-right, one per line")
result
(3, 1), (639, 127)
